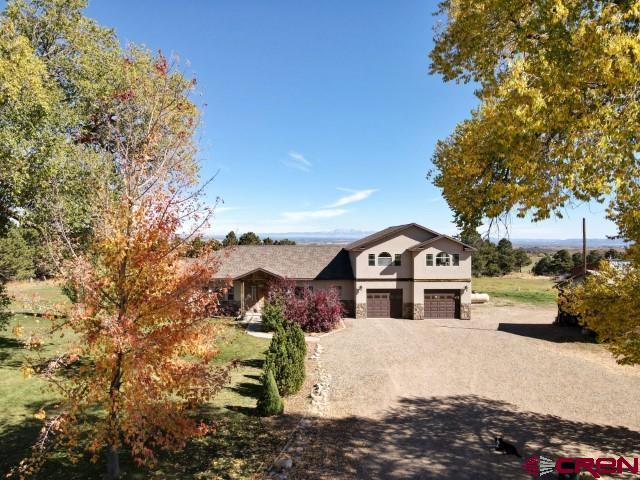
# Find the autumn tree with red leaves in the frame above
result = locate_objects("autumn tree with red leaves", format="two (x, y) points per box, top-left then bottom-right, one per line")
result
(12, 50), (228, 480)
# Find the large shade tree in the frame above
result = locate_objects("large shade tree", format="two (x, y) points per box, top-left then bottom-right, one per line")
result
(430, 0), (640, 363)
(0, 0), (122, 325)
(430, 0), (639, 248)
(13, 51), (227, 479)
(2, 1), (230, 477)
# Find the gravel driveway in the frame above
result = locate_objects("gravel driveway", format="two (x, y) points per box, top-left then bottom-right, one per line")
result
(289, 303), (640, 479)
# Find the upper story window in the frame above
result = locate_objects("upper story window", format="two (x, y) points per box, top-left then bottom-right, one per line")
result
(378, 252), (392, 266)
(427, 252), (460, 267)
(394, 254), (401, 266)
(368, 254), (375, 266)
(436, 252), (451, 266)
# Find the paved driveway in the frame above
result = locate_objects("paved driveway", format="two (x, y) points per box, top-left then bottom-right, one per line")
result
(293, 303), (640, 479)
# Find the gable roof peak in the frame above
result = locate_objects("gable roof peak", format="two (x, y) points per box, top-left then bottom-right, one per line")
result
(345, 223), (439, 250)
(345, 223), (476, 251)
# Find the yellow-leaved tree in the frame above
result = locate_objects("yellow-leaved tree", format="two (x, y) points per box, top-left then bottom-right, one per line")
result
(429, 0), (640, 361)
(12, 50), (229, 479)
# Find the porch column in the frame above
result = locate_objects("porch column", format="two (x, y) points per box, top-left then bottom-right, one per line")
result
(240, 280), (245, 313)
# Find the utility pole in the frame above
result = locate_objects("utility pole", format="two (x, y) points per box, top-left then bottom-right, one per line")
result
(583, 217), (587, 275)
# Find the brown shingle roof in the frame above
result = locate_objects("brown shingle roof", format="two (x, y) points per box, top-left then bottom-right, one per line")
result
(212, 245), (353, 280)
(408, 235), (476, 251)
(345, 223), (473, 251)
(345, 224), (418, 250)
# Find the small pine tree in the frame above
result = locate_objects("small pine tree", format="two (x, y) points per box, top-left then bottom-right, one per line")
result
(256, 368), (284, 416)
(265, 323), (306, 396)
(285, 323), (306, 391)
(261, 302), (284, 331)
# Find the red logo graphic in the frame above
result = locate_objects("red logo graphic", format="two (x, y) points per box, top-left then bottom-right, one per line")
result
(522, 455), (555, 477)
(523, 455), (640, 478)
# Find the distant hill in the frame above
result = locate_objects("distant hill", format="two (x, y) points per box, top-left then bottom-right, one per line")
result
(511, 238), (629, 250)
(212, 230), (629, 249)
(213, 229), (375, 245)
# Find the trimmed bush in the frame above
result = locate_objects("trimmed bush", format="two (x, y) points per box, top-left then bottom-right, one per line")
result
(265, 323), (306, 396)
(261, 301), (284, 332)
(256, 368), (284, 416)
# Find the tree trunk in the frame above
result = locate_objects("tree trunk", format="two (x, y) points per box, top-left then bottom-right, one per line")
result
(105, 444), (120, 480)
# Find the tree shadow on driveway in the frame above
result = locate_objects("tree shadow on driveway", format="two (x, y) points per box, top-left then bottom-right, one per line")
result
(288, 395), (640, 479)
(497, 323), (589, 343)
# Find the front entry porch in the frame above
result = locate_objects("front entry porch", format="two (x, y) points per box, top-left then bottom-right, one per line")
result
(235, 268), (281, 315)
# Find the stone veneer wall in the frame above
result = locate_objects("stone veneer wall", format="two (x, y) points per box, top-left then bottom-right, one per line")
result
(460, 303), (471, 320)
(413, 303), (424, 320)
(402, 303), (414, 319)
(355, 303), (367, 319)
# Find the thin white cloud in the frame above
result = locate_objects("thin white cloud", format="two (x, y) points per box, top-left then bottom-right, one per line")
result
(214, 206), (240, 214)
(327, 188), (377, 208)
(282, 151), (312, 172)
(281, 208), (348, 222)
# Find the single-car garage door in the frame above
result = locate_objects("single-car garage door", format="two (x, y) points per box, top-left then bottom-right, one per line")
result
(367, 289), (403, 318)
(424, 291), (459, 319)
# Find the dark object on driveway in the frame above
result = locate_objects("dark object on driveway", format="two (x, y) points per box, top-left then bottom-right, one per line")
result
(494, 436), (521, 457)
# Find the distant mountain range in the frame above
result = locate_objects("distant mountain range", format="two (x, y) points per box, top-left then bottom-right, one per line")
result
(213, 230), (629, 249)
(509, 238), (629, 249)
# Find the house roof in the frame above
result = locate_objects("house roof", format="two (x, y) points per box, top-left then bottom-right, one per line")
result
(212, 245), (354, 280)
(556, 259), (632, 287)
(408, 235), (476, 252)
(345, 223), (475, 251)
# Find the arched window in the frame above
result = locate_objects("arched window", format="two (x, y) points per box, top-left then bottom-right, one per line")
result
(377, 252), (392, 266)
(436, 252), (451, 266)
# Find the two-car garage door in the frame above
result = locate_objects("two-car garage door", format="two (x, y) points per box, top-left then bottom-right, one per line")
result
(366, 289), (460, 319)
(424, 291), (459, 319)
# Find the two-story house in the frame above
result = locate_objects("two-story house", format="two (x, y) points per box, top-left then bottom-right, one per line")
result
(214, 223), (475, 320)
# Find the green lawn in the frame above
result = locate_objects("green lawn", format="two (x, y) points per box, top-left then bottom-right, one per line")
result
(1, 281), (285, 479)
(472, 275), (557, 305)
(7, 280), (70, 313)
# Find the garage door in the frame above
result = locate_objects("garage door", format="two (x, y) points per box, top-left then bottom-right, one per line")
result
(424, 291), (458, 319)
(366, 289), (403, 318)
(367, 292), (390, 318)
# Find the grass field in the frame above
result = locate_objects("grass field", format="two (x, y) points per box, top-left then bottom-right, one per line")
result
(472, 275), (557, 305)
(0, 281), (286, 479)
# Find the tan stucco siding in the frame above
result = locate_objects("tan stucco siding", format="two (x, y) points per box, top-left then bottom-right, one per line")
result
(413, 280), (472, 304)
(412, 237), (472, 280)
(229, 279), (354, 301)
(352, 226), (436, 279)
(354, 279), (413, 304)
(306, 279), (355, 301)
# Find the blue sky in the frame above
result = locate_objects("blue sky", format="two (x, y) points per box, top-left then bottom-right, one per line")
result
(84, 0), (618, 239)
